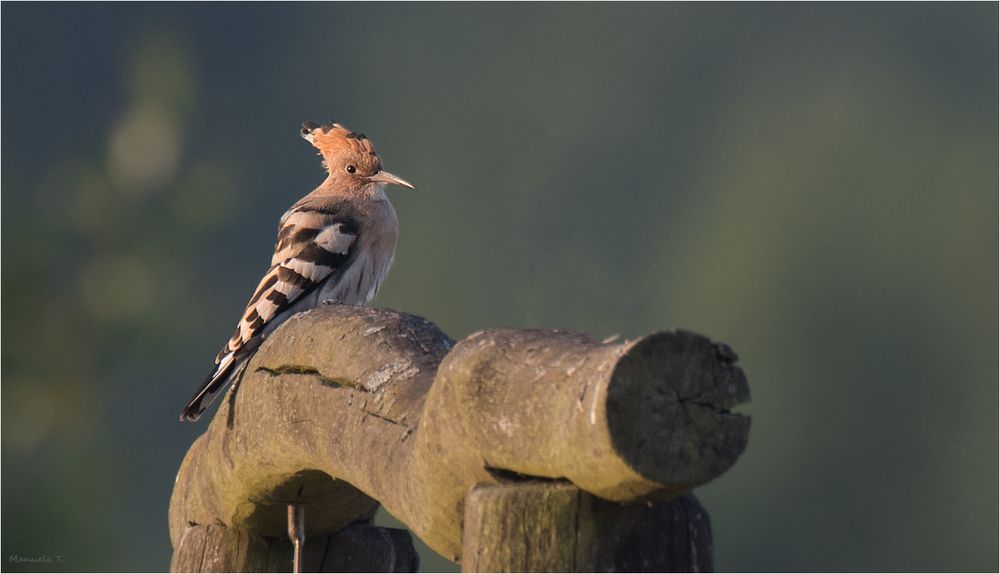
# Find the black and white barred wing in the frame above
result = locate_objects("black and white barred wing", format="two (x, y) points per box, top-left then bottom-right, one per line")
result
(180, 206), (359, 421)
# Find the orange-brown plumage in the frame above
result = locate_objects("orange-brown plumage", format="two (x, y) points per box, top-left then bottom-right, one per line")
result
(311, 123), (378, 157)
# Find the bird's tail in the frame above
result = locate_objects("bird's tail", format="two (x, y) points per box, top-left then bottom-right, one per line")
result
(179, 353), (248, 422)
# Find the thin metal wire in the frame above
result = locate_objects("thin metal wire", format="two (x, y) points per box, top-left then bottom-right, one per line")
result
(288, 503), (305, 573)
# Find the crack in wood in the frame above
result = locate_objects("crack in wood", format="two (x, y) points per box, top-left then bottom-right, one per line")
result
(362, 409), (404, 427)
(255, 365), (370, 392)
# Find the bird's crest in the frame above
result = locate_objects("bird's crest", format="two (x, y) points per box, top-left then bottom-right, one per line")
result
(301, 121), (380, 164)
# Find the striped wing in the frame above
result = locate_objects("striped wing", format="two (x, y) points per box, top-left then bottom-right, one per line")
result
(180, 205), (359, 421)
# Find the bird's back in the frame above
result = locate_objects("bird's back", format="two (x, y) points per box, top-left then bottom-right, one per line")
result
(179, 121), (411, 422)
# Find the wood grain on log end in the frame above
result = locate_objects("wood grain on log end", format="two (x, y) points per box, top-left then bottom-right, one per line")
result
(607, 330), (751, 489)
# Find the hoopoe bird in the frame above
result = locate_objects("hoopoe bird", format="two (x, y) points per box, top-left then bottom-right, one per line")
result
(180, 121), (415, 422)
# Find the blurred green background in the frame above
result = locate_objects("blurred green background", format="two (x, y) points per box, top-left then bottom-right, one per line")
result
(2, 3), (996, 572)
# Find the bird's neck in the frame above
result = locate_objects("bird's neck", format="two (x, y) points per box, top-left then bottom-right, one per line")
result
(314, 176), (386, 201)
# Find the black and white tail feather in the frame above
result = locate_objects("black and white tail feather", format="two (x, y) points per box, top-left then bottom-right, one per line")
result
(180, 354), (252, 421)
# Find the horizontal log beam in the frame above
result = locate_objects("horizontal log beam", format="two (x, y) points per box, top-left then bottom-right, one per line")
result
(170, 306), (750, 562)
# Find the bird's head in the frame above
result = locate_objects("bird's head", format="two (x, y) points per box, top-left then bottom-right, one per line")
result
(301, 121), (415, 193)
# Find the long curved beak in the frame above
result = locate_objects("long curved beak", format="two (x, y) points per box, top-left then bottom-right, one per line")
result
(369, 170), (416, 190)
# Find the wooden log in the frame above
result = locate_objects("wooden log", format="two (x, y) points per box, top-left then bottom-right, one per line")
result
(407, 328), (748, 556)
(461, 482), (713, 573)
(170, 308), (449, 550)
(169, 523), (419, 573)
(170, 306), (750, 563)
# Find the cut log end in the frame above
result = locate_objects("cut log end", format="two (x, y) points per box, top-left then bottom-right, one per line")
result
(607, 330), (751, 488)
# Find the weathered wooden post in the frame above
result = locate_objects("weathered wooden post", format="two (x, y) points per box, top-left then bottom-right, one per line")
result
(462, 484), (714, 572)
(169, 306), (750, 572)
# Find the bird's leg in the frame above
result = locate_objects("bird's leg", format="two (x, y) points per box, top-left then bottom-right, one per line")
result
(288, 503), (306, 573)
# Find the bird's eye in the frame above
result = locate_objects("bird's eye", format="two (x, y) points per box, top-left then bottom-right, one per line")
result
(301, 127), (311, 135)
(346, 165), (357, 174)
